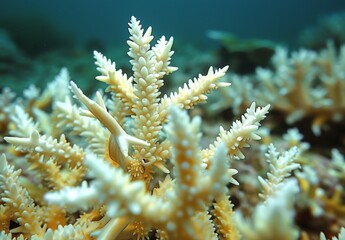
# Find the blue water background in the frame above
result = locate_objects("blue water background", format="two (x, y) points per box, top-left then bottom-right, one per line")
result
(2, 0), (345, 48)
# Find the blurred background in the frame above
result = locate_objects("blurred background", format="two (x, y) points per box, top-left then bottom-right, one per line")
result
(1, 0), (345, 49)
(1, 0), (345, 92)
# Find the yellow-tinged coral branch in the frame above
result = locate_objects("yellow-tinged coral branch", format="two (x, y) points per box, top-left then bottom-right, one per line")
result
(1, 16), (286, 239)
(213, 194), (240, 240)
(44, 107), (234, 240)
(4, 130), (84, 169)
(94, 50), (136, 109)
(55, 96), (109, 155)
(0, 154), (46, 237)
(97, 217), (132, 240)
(258, 144), (300, 201)
(70, 81), (149, 169)
(159, 66), (230, 112)
(202, 103), (270, 167)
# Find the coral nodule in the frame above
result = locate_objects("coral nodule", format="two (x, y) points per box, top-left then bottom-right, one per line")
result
(0, 17), (272, 239)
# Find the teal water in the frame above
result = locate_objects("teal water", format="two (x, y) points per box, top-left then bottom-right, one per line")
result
(1, 0), (345, 48)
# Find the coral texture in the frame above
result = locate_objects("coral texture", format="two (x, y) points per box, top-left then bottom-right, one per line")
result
(209, 42), (345, 135)
(3, 15), (344, 240)
(0, 17), (272, 239)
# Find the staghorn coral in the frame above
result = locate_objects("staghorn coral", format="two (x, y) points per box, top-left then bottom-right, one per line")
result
(1, 15), (345, 240)
(235, 179), (300, 240)
(209, 42), (345, 135)
(320, 227), (345, 240)
(0, 16), (273, 239)
(255, 42), (345, 135)
(234, 143), (301, 240)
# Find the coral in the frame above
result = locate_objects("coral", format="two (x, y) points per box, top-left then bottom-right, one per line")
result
(2, 15), (344, 240)
(320, 227), (345, 240)
(257, 144), (300, 201)
(255, 42), (345, 135)
(236, 179), (300, 240)
(0, 88), (15, 136)
(207, 73), (253, 116)
(235, 144), (301, 240)
(210, 42), (345, 135)
(0, 17), (271, 239)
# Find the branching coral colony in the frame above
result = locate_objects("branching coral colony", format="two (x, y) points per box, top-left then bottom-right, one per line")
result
(0, 16), (277, 239)
(209, 41), (345, 135)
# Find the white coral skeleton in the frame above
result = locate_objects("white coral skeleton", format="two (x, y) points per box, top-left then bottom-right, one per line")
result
(0, 16), (275, 239)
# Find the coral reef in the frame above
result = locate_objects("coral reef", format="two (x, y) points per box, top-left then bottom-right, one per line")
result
(1, 16), (345, 240)
(0, 17), (267, 239)
(210, 41), (345, 135)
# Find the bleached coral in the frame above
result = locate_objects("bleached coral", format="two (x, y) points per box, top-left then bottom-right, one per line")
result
(258, 144), (300, 200)
(209, 42), (345, 135)
(235, 144), (301, 240)
(0, 88), (15, 136)
(321, 227), (345, 240)
(258, 42), (345, 134)
(2, 13), (344, 240)
(207, 73), (253, 116)
(235, 179), (300, 240)
(45, 106), (232, 239)
(0, 16), (272, 239)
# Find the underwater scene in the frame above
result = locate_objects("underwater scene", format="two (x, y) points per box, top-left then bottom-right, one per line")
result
(1, 1), (345, 239)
